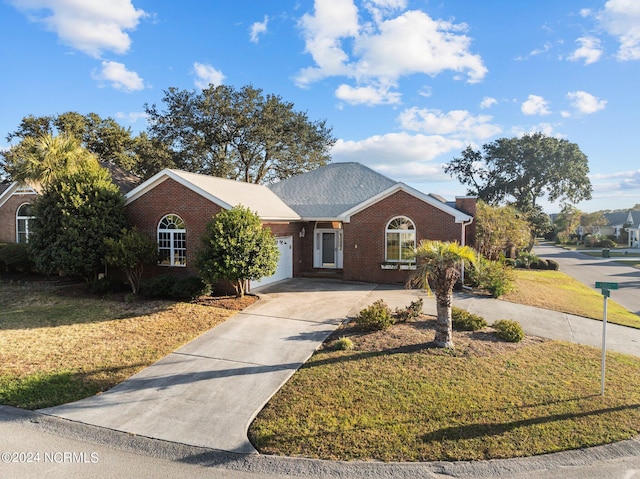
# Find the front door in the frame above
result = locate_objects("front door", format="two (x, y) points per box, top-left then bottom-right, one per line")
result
(314, 228), (343, 268)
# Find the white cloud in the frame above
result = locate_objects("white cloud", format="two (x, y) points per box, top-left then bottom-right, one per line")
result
(480, 97), (497, 109)
(568, 36), (603, 65)
(521, 94), (551, 116)
(335, 83), (401, 105)
(567, 91), (607, 114)
(598, 0), (640, 61)
(92, 60), (144, 92)
(10, 0), (146, 58)
(331, 132), (464, 182)
(115, 111), (148, 123)
(193, 62), (225, 89)
(511, 123), (558, 138)
(250, 15), (268, 43)
(296, 1), (487, 104)
(398, 107), (501, 140)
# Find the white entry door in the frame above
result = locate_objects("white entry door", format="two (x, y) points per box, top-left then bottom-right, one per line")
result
(314, 229), (343, 268)
(250, 236), (293, 289)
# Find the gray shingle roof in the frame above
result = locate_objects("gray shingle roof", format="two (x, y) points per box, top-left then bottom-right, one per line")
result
(268, 162), (397, 218)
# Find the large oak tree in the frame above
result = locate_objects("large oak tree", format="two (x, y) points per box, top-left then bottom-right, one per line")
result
(144, 84), (335, 184)
(445, 133), (592, 211)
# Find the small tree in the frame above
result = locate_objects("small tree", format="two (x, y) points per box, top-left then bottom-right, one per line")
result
(104, 227), (158, 294)
(410, 240), (477, 348)
(197, 206), (279, 297)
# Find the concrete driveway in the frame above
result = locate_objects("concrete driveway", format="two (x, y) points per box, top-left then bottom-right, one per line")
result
(40, 279), (379, 454)
(534, 243), (640, 315)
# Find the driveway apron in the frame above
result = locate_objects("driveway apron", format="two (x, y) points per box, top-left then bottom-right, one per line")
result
(40, 279), (377, 454)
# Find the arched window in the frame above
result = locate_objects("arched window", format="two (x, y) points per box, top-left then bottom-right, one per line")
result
(16, 203), (34, 244)
(385, 216), (416, 262)
(158, 214), (186, 266)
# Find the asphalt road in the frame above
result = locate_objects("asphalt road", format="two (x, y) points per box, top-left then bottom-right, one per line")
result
(534, 243), (640, 315)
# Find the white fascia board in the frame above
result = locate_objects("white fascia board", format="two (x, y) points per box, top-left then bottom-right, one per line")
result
(124, 169), (233, 210)
(0, 182), (18, 208)
(339, 183), (473, 223)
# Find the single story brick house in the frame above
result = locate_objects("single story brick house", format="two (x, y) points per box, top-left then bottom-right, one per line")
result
(124, 162), (476, 288)
(0, 162), (475, 288)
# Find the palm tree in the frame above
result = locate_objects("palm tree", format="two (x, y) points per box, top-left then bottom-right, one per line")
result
(411, 240), (477, 348)
(11, 133), (100, 188)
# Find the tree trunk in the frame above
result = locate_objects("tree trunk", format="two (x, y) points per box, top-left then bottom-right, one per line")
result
(434, 292), (453, 348)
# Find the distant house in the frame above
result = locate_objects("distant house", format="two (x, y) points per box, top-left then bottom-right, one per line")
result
(124, 162), (476, 288)
(596, 210), (640, 248)
(0, 162), (476, 287)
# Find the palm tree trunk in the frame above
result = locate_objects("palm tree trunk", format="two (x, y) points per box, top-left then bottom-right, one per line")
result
(434, 292), (453, 348)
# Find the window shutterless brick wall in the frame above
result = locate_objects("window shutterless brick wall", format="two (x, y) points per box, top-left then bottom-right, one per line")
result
(342, 190), (474, 283)
(125, 178), (224, 278)
(0, 193), (38, 243)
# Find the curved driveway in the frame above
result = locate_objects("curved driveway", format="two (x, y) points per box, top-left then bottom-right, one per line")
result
(534, 243), (640, 315)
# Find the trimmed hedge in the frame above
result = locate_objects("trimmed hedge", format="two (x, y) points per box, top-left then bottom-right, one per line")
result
(452, 307), (488, 331)
(493, 319), (524, 342)
(141, 275), (208, 300)
(355, 300), (394, 331)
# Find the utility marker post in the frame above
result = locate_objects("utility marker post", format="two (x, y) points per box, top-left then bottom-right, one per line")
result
(595, 281), (618, 396)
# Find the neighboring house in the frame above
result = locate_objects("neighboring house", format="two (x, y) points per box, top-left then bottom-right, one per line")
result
(123, 162), (476, 288)
(0, 182), (38, 244)
(593, 210), (640, 248)
(623, 211), (640, 248)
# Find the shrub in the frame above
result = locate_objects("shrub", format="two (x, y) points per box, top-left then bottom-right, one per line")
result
(515, 251), (538, 269)
(0, 243), (34, 273)
(452, 307), (487, 331)
(468, 256), (515, 298)
(545, 259), (559, 270)
(140, 275), (178, 298)
(596, 238), (616, 248)
(394, 298), (424, 322)
(87, 277), (129, 294)
(355, 300), (394, 331)
(529, 259), (548, 270)
(334, 337), (354, 351)
(171, 276), (208, 300)
(493, 320), (524, 343)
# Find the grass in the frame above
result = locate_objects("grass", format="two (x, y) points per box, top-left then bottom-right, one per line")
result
(502, 269), (640, 329)
(249, 319), (640, 462)
(0, 282), (244, 409)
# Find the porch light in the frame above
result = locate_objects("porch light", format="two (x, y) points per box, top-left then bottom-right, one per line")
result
(299, 227), (305, 238)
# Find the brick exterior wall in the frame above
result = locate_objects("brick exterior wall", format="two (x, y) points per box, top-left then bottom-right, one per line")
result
(342, 190), (471, 284)
(125, 178), (224, 279)
(0, 192), (38, 243)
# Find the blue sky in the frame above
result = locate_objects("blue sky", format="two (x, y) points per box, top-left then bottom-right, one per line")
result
(1, 0), (639, 213)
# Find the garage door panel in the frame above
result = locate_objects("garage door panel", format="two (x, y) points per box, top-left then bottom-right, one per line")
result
(250, 236), (293, 289)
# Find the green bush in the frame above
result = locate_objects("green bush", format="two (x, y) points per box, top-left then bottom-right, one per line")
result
(355, 300), (394, 331)
(87, 277), (130, 294)
(0, 243), (34, 272)
(530, 259), (548, 270)
(468, 256), (515, 298)
(140, 275), (178, 298)
(545, 259), (559, 270)
(171, 276), (208, 300)
(452, 307), (487, 331)
(493, 320), (524, 343)
(334, 337), (354, 351)
(394, 298), (424, 322)
(515, 251), (538, 269)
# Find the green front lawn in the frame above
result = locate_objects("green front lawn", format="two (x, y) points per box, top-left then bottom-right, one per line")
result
(503, 270), (640, 328)
(250, 320), (640, 461)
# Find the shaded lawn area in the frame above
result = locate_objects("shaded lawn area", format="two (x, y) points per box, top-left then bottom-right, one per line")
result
(503, 269), (640, 329)
(249, 319), (640, 462)
(0, 282), (253, 409)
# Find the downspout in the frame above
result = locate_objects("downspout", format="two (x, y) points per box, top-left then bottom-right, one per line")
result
(460, 217), (474, 289)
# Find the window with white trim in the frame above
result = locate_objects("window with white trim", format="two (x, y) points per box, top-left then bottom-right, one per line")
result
(16, 203), (34, 244)
(158, 214), (186, 266)
(385, 216), (416, 262)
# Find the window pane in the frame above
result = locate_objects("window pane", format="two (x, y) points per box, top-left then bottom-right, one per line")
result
(400, 232), (415, 260)
(386, 232), (400, 261)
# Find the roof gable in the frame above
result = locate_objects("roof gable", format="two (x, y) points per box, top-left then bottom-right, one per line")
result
(268, 162), (397, 218)
(269, 162), (472, 222)
(0, 182), (38, 209)
(125, 169), (300, 221)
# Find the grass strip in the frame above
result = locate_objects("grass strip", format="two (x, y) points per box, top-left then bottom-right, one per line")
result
(502, 270), (640, 328)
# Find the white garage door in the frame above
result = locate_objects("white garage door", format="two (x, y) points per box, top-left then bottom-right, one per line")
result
(250, 236), (293, 290)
